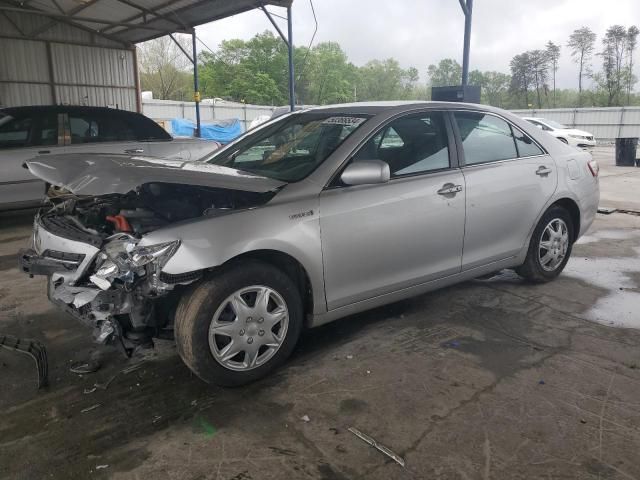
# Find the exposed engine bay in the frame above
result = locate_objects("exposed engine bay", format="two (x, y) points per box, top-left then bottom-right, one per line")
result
(47, 182), (271, 236)
(21, 182), (274, 354)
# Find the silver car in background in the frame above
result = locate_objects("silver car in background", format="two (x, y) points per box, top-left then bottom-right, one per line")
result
(0, 105), (219, 210)
(20, 101), (600, 386)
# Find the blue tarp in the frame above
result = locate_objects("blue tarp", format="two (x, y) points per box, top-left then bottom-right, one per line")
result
(171, 118), (244, 143)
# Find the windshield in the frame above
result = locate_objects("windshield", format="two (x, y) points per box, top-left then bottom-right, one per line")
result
(541, 119), (567, 129)
(206, 112), (370, 182)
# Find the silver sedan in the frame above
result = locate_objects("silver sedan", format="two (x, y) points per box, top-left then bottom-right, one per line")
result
(20, 101), (600, 386)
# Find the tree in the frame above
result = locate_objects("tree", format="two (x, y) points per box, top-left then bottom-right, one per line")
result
(304, 42), (358, 104)
(477, 71), (511, 107)
(138, 35), (193, 100)
(510, 52), (533, 107)
(568, 27), (597, 105)
(528, 49), (549, 108)
(426, 59), (462, 86)
(598, 25), (629, 106)
(546, 41), (561, 106)
(357, 59), (419, 101)
(626, 26), (639, 105)
(198, 31), (291, 104)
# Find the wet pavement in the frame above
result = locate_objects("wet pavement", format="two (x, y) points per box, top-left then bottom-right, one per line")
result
(2, 189), (640, 479)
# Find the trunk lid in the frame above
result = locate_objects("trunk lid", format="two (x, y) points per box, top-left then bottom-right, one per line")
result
(26, 153), (285, 195)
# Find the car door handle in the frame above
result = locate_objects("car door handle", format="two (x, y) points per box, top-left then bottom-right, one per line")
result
(38, 150), (50, 154)
(437, 184), (463, 195)
(536, 166), (552, 176)
(124, 148), (144, 154)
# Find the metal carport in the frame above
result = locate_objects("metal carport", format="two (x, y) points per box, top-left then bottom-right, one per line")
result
(0, 0), (295, 135)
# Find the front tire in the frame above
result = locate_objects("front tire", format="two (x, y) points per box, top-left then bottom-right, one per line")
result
(174, 260), (303, 386)
(516, 206), (574, 283)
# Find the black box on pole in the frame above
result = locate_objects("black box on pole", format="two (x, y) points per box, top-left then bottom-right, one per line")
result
(431, 85), (481, 103)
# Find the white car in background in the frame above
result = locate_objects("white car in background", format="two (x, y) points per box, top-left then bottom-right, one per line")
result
(523, 117), (596, 148)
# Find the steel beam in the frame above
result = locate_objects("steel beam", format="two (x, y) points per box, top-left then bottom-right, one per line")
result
(286, 5), (295, 111)
(192, 30), (201, 138)
(260, 6), (289, 47)
(170, 33), (193, 64)
(460, 0), (473, 86)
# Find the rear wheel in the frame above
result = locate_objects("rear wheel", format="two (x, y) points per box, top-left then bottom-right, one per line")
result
(516, 206), (573, 283)
(174, 260), (303, 386)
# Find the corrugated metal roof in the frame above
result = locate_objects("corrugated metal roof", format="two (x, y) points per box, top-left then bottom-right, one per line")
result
(0, 0), (293, 46)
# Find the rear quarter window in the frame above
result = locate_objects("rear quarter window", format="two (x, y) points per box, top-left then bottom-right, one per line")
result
(126, 113), (171, 141)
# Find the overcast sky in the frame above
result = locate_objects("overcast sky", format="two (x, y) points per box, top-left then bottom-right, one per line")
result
(194, 0), (640, 90)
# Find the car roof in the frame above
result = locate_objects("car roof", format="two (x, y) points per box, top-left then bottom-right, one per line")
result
(0, 105), (142, 117)
(302, 101), (499, 116)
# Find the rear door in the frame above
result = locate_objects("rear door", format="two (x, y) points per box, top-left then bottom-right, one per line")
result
(62, 110), (153, 156)
(452, 111), (557, 270)
(0, 111), (61, 207)
(319, 110), (466, 309)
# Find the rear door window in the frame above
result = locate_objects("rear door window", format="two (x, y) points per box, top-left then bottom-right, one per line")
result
(454, 112), (517, 165)
(0, 116), (33, 149)
(69, 112), (137, 144)
(34, 113), (58, 146)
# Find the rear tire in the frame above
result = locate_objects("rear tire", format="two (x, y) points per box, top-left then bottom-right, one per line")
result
(174, 260), (303, 387)
(516, 206), (574, 283)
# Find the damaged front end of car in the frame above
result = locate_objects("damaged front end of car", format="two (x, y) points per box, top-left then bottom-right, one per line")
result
(20, 197), (201, 353)
(19, 154), (283, 354)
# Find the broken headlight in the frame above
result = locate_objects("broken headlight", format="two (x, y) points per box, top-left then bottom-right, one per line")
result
(90, 239), (180, 290)
(128, 241), (181, 269)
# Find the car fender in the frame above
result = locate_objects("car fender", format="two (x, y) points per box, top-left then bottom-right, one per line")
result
(519, 150), (598, 257)
(139, 199), (327, 314)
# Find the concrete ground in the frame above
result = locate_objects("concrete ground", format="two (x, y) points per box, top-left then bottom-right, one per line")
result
(595, 145), (640, 211)
(2, 148), (640, 480)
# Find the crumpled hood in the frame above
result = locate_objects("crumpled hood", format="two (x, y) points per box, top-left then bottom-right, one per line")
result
(26, 153), (285, 195)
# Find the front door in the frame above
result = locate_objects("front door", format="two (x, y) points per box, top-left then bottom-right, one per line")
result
(319, 111), (466, 310)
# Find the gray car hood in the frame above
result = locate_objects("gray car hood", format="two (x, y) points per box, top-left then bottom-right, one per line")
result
(26, 153), (285, 195)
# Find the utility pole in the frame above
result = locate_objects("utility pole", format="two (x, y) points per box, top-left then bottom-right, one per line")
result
(286, 5), (295, 111)
(191, 29), (201, 137)
(459, 0), (473, 86)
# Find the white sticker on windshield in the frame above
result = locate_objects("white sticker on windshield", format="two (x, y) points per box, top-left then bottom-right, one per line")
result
(322, 116), (366, 126)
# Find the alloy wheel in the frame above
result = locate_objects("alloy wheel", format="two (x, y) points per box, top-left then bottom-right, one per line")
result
(538, 218), (569, 272)
(208, 285), (289, 371)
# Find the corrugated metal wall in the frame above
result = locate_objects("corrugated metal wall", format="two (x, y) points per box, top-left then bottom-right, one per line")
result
(511, 107), (640, 140)
(142, 99), (276, 130)
(0, 11), (138, 110)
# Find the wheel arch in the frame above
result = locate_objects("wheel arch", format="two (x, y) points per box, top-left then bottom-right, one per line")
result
(550, 197), (580, 242)
(221, 249), (315, 326)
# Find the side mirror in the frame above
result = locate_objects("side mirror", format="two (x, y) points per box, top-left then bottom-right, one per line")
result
(341, 160), (390, 186)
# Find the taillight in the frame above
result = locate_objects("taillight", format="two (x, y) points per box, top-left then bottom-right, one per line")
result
(587, 159), (599, 177)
